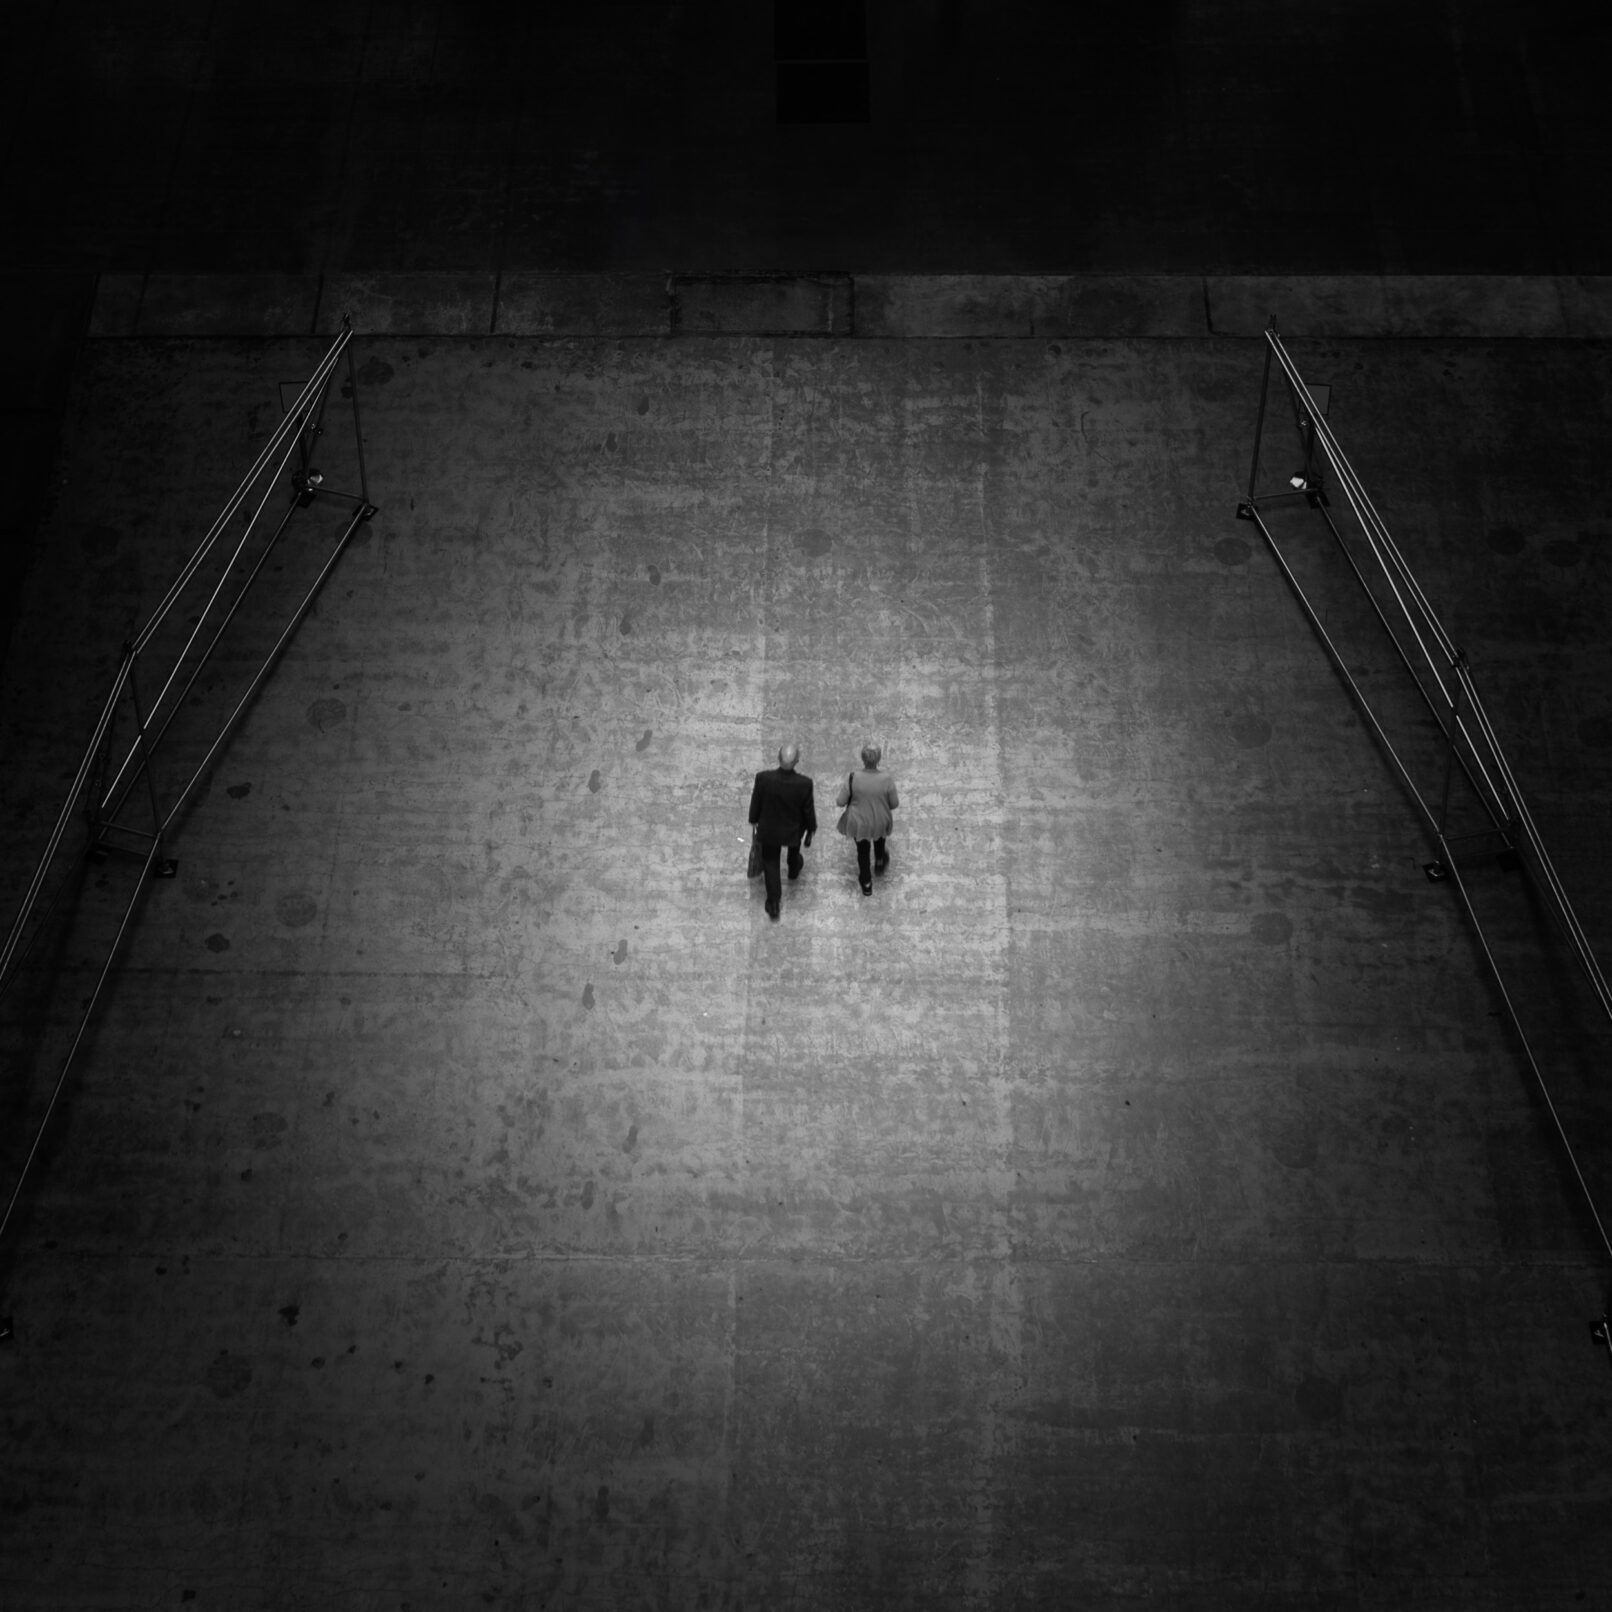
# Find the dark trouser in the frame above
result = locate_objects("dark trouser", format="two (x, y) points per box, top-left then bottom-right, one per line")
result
(761, 836), (804, 906)
(856, 838), (887, 885)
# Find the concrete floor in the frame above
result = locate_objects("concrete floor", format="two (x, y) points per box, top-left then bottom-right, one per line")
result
(4, 3), (1612, 1605)
(2, 305), (1611, 1606)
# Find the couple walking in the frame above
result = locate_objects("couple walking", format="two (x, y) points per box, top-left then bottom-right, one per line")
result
(747, 743), (900, 920)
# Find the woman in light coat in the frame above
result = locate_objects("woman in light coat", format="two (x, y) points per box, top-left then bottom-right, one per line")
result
(835, 744), (900, 896)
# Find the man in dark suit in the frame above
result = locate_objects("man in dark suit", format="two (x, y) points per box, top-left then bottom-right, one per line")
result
(748, 743), (817, 921)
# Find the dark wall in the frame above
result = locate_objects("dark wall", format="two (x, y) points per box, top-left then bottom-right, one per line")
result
(3, 0), (1610, 278)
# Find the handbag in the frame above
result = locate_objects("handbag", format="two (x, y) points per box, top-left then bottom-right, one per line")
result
(835, 772), (855, 836)
(747, 825), (763, 879)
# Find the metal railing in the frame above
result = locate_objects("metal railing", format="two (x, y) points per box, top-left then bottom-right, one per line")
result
(0, 320), (377, 1257)
(1237, 326), (1612, 1269)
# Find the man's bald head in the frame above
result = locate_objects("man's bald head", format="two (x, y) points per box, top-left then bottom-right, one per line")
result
(778, 743), (800, 771)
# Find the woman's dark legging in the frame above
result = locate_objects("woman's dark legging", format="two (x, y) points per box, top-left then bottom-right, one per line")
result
(856, 838), (887, 885)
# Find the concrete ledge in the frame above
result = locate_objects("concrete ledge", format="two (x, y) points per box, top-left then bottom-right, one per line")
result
(83, 272), (1612, 340)
(856, 275), (1208, 338)
(498, 272), (669, 336)
(1558, 277), (1612, 337)
(1205, 276), (1578, 338)
(671, 273), (852, 335)
(89, 272), (322, 337)
(317, 272), (498, 336)
(145, 273), (319, 337)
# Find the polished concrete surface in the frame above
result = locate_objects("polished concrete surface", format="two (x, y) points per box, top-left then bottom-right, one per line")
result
(2, 318), (1611, 1607)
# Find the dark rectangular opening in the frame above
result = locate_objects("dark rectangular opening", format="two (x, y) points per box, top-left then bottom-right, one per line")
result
(776, 60), (870, 124)
(775, 0), (867, 62)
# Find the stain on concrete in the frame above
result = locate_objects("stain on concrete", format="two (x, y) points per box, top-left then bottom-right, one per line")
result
(205, 1350), (253, 1399)
(76, 523), (120, 557)
(587, 769), (602, 793)
(613, 940), (628, 963)
(1268, 1120), (1318, 1170)
(619, 613), (632, 635)
(275, 892), (319, 928)
(1214, 537), (1252, 566)
(1542, 537), (1582, 568)
(184, 876), (222, 903)
(636, 396), (649, 415)
(647, 564), (661, 584)
(205, 933), (231, 953)
(623, 1122), (638, 1152)
(307, 697), (347, 731)
(278, 1304), (299, 1328)
(635, 729), (652, 752)
(1579, 715), (1612, 749)
(581, 1180), (596, 1208)
(1294, 1375), (1344, 1425)
(355, 357), (394, 386)
(484, 1325), (523, 1365)
(582, 983), (595, 1009)
(798, 527), (832, 557)
(595, 1485), (610, 1521)
(226, 782), (252, 799)
(250, 1113), (288, 1146)
(605, 431), (618, 452)
(1229, 715), (1273, 748)
(1250, 912), (1293, 944)
(1349, 884), (1414, 915)
(330, 1479), (365, 1518)
(1485, 524), (1526, 555)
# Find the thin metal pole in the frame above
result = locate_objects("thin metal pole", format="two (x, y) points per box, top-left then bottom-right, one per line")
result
(124, 652), (167, 848)
(1269, 332), (1459, 663)
(1284, 326), (1611, 1017)
(1311, 500), (1505, 831)
(0, 848), (91, 1006)
(1247, 335), (1275, 502)
(1269, 336), (1446, 631)
(1312, 428), (1460, 695)
(1434, 655), (1467, 844)
(299, 338), (338, 481)
(344, 329), (372, 507)
(160, 506), (369, 838)
(0, 834), (162, 1252)
(1442, 850), (1612, 1262)
(99, 496), (301, 827)
(102, 372), (334, 812)
(1458, 669), (1612, 1023)
(131, 328), (350, 657)
(1246, 506), (1438, 836)
(1274, 338), (1507, 818)
(0, 654), (133, 987)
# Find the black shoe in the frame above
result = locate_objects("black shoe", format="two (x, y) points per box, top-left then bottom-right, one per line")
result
(859, 879), (872, 896)
(788, 864), (802, 881)
(874, 856), (888, 875)
(766, 900), (780, 920)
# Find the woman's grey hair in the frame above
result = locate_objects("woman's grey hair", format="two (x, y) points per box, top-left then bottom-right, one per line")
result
(861, 743), (882, 767)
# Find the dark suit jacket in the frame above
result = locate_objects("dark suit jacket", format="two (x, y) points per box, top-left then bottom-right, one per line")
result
(749, 767), (817, 846)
